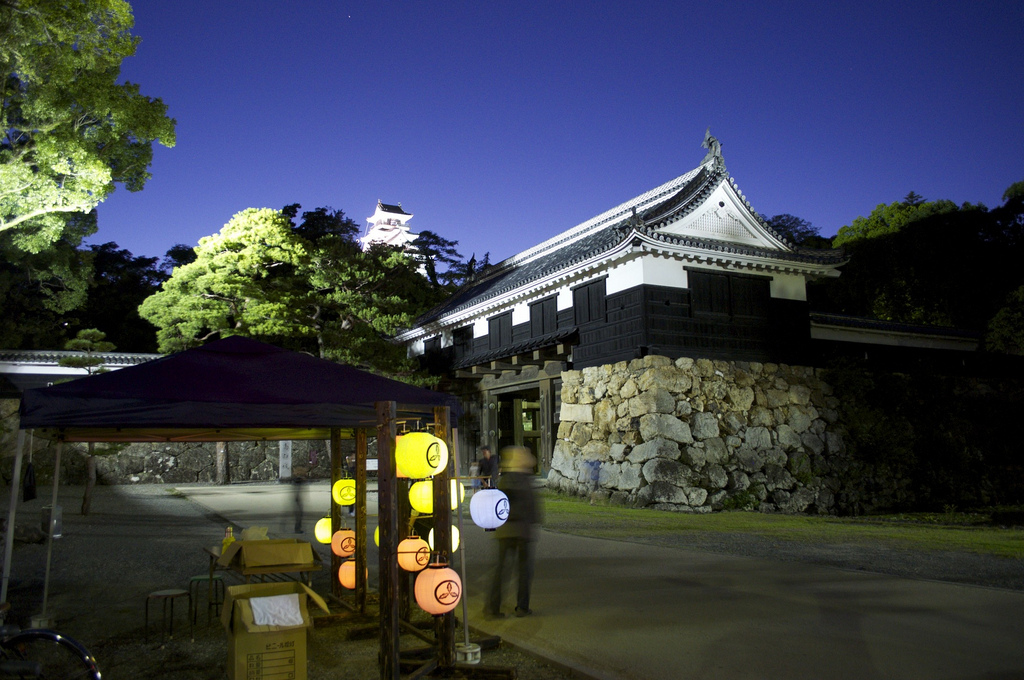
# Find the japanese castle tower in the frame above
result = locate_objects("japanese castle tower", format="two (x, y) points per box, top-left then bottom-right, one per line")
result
(359, 201), (418, 251)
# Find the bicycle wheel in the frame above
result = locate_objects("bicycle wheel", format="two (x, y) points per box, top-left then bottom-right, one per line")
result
(1, 629), (101, 680)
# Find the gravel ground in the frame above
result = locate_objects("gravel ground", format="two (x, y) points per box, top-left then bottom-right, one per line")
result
(1, 485), (574, 680)
(3, 484), (1021, 679)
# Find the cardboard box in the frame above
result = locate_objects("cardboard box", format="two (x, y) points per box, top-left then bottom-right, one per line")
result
(217, 539), (317, 572)
(221, 582), (330, 680)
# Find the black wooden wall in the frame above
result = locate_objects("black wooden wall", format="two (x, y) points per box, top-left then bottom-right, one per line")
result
(434, 270), (811, 371)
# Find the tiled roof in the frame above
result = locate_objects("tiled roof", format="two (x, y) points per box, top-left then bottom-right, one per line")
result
(378, 201), (410, 215)
(0, 350), (160, 365)
(412, 161), (845, 327)
(809, 313), (981, 339)
(452, 328), (578, 370)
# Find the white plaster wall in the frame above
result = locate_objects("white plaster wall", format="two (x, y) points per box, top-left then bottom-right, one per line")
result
(770, 273), (807, 301)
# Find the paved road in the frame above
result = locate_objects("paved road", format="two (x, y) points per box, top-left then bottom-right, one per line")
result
(178, 482), (1024, 680)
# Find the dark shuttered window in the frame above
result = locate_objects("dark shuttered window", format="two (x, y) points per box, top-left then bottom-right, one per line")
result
(573, 279), (606, 326)
(488, 312), (512, 350)
(530, 296), (557, 337)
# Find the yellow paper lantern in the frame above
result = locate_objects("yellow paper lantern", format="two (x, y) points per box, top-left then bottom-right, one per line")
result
(396, 432), (448, 478)
(374, 525), (379, 546)
(450, 479), (465, 510)
(397, 536), (431, 572)
(414, 563), (462, 615)
(332, 479), (356, 506)
(314, 517), (332, 544)
(338, 559), (366, 590)
(470, 488), (509, 530)
(428, 525), (460, 553)
(408, 480), (434, 514)
(331, 529), (356, 557)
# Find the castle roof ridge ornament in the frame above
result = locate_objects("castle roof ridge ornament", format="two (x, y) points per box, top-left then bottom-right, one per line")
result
(701, 127), (725, 171)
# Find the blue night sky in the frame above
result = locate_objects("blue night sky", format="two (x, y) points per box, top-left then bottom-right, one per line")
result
(94, 1), (1024, 265)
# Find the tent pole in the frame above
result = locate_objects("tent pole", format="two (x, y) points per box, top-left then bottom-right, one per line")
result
(39, 439), (62, 625)
(1, 429), (26, 609)
(376, 401), (399, 680)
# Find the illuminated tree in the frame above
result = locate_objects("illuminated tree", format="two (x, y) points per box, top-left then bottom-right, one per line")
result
(0, 0), (176, 252)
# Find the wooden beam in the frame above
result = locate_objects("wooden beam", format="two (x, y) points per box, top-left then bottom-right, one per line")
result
(376, 401), (400, 680)
(355, 428), (368, 615)
(455, 370), (486, 380)
(330, 429), (342, 600)
(489, 360), (514, 371)
(433, 406), (455, 670)
(470, 365), (502, 376)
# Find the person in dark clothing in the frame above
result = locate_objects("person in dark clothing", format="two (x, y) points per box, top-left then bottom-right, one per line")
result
(486, 446), (540, 618)
(477, 445), (496, 489)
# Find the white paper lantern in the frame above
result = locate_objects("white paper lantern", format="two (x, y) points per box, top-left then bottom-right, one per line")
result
(427, 525), (460, 553)
(397, 536), (431, 572)
(414, 563), (462, 615)
(470, 489), (509, 530)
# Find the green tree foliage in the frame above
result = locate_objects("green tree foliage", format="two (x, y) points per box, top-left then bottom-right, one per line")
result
(827, 358), (1024, 510)
(0, 0), (176, 252)
(764, 214), (831, 248)
(70, 241), (165, 352)
(0, 210), (94, 348)
(412, 230), (464, 287)
(57, 327), (114, 373)
(139, 208), (310, 351)
(811, 184), (1023, 331)
(831, 194), (972, 248)
(985, 286), (1024, 355)
(139, 206), (445, 381)
(160, 242), (197, 274)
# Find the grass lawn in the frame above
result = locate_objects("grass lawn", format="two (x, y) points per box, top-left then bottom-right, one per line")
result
(539, 491), (1024, 559)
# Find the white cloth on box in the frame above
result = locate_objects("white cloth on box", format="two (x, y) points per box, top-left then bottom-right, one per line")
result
(249, 593), (303, 626)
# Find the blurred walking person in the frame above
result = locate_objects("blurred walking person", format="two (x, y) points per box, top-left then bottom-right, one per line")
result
(486, 446), (540, 618)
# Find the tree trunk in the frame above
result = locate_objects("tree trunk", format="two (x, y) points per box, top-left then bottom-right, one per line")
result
(216, 442), (229, 485)
(80, 443), (96, 516)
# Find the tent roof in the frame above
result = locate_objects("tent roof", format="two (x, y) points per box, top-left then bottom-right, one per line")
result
(18, 336), (459, 442)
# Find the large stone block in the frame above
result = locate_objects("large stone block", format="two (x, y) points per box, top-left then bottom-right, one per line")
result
(638, 366), (692, 394)
(789, 384), (812, 405)
(636, 481), (688, 506)
(705, 464), (729, 489)
(801, 431), (825, 456)
(691, 412), (720, 440)
(745, 426), (772, 450)
(777, 424), (803, 451)
(628, 388), (675, 416)
(560, 403), (594, 423)
(735, 446), (765, 472)
(618, 462), (643, 490)
(571, 422), (593, 447)
(627, 438), (681, 464)
(726, 385), (755, 411)
(642, 457), (692, 485)
(639, 413), (693, 444)
(703, 437), (728, 464)
(687, 487), (709, 506)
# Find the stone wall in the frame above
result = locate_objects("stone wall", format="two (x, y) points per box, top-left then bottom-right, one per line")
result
(549, 355), (857, 514)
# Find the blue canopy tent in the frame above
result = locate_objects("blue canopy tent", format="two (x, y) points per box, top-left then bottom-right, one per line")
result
(6, 337), (459, 675)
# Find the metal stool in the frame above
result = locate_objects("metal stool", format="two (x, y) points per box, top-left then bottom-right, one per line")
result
(188, 574), (225, 624)
(145, 588), (192, 642)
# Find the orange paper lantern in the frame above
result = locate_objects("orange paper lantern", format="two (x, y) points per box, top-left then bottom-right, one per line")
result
(397, 536), (431, 572)
(338, 559), (366, 590)
(331, 529), (356, 557)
